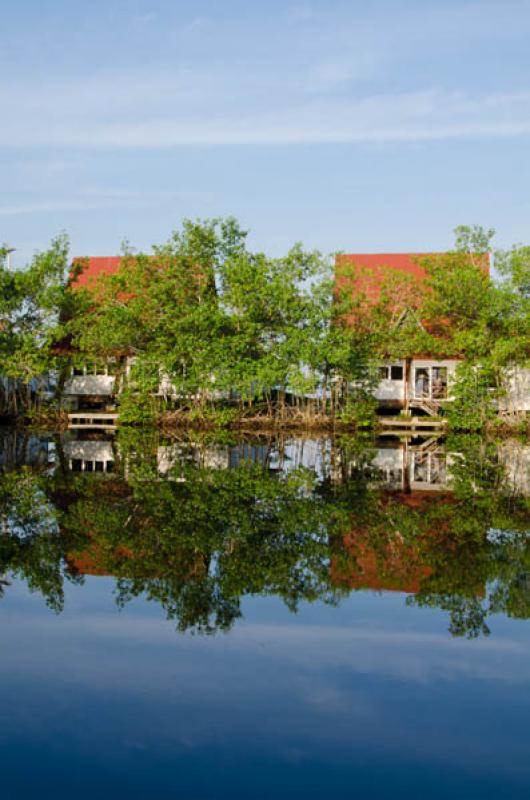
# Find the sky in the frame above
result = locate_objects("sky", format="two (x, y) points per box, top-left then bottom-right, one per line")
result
(2, 0), (530, 265)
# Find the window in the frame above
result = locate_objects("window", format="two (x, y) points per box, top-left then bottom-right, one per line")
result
(431, 367), (448, 399)
(414, 366), (449, 399)
(414, 368), (430, 398)
(413, 453), (429, 483)
(413, 452), (447, 485)
(429, 455), (447, 484)
(390, 365), (403, 381)
(378, 366), (390, 380)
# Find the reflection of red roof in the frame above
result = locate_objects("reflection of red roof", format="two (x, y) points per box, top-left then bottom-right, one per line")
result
(331, 530), (432, 594)
(66, 542), (136, 577)
(71, 256), (123, 290)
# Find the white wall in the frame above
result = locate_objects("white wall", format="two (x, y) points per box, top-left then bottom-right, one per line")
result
(63, 375), (116, 396)
(64, 440), (115, 462)
(374, 361), (406, 401)
(499, 367), (530, 413)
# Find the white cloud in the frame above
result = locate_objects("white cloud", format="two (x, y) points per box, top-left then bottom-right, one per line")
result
(186, 16), (209, 32)
(4, 611), (530, 687)
(132, 12), (156, 26)
(286, 5), (315, 25)
(3, 69), (530, 149)
(310, 61), (365, 89)
(0, 189), (213, 217)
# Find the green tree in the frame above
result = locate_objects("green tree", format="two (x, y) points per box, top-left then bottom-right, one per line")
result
(0, 235), (70, 414)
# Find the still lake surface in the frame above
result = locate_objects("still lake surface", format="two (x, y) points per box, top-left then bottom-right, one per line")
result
(1, 426), (529, 799)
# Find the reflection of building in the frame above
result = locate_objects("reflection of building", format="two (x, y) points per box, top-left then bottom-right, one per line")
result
(0, 430), (53, 470)
(409, 449), (451, 491)
(157, 443), (231, 476)
(330, 490), (486, 598)
(63, 439), (115, 473)
(340, 439), (455, 493)
(58, 432), (530, 502)
(156, 439), (330, 478)
(498, 442), (530, 497)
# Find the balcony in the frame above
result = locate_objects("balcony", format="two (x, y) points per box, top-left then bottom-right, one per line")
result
(63, 374), (116, 396)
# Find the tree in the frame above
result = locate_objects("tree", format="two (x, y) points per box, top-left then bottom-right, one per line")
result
(65, 219), (340, 421)
(0, 235), (70, 414)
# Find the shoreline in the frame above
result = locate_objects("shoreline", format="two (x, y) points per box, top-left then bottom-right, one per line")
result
(2, 410), (528, 438)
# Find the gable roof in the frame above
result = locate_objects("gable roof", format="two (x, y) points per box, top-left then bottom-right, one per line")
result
(338, 251), (434, 275)
(335, 251), (490, 330)
(335, 252), (442, 303)
(70, 256), (124, 290)
(335, 252), (490, 300)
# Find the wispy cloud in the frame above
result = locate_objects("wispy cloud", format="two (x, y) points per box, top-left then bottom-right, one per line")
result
(132, 12), (157, 27)
(286, 5), (314, 25)
(0, 189), (213, 216)
(3, 75), (530, 148)
(186, 16), (209, 32)
(309, 60), (369, 90)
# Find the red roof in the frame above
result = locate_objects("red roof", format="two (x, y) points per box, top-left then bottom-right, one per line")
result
(338, 252), (434, 275)
(335, 253), (440, 303)
(71, 256), (124, 289)
(335, 252), (490, 300)
(335, 251), (490, 338)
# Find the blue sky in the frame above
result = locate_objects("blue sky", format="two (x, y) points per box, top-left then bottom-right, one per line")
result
(2, 0), (530, 264)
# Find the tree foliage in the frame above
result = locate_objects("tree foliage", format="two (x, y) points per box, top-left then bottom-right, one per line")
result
(0, 430), (528, 637)
(0, 220), (528, 428)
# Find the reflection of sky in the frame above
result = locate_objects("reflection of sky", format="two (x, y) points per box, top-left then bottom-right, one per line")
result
(1, 579), (530, 798)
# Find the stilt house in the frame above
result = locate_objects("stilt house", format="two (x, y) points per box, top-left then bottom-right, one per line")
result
(333, 252), (530, 414)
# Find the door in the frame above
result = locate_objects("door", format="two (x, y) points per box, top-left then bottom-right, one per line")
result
(413, 366), (448, 400)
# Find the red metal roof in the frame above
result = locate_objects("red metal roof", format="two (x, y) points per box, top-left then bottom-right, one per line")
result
(71, 256), (124, 289)
(338, 252), (435, 275)
(335, 252), (490, 299)
(335, 251), (490, 340)
(335, 253), (440, 303)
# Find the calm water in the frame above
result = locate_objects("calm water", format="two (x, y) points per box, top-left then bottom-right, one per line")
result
(1, 427), (529, 799)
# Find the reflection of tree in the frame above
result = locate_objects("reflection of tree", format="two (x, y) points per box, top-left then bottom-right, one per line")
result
(324, 434), (530, 638)
(60, 462), (338, 634)
(0, 433), (528, 638)
(0, 468), (77, 611)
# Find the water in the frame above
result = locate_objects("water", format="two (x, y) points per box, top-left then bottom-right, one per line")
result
(0, 426), (529, 799)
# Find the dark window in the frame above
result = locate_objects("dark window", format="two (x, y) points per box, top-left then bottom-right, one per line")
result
(390, 365), (403, 381)
(378, 366), (389, 380)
